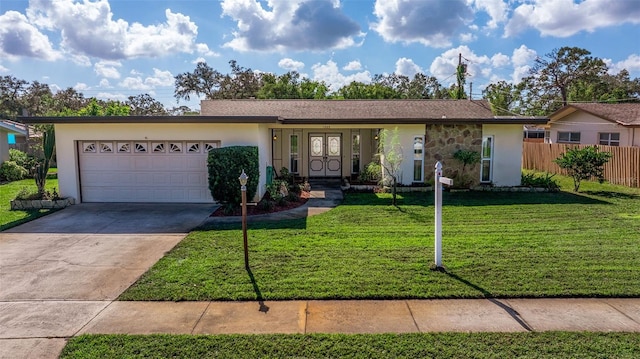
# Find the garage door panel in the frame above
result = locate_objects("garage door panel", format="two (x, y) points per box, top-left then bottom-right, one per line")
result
(79, 140), (216, 203)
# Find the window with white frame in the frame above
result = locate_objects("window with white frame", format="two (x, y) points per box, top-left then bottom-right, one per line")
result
(544, 130), (551, 143)
(290, 134), (299, 173)
(599, 132), (620, 146)
(413, 136), (424, 182)
(557, 131), (581, 143)
(480, 136), (493, 183)
(352, 133), (360, 174)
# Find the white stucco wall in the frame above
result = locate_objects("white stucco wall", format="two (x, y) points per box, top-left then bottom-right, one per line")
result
(54, 123), (267, 203)
(482, 124), (522, 186)
(549, 112), (630, 146)
(380, 125), (426, 185)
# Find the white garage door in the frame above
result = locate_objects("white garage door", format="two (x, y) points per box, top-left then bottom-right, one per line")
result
(78, 140), (219, 203)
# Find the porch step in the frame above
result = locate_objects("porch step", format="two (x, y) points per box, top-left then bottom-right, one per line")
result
(307, 178), (342, 190)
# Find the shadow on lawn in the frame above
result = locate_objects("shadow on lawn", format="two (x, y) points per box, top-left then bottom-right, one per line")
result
(0, 209), (57, 231)
(343, 190), (608, 207)
(444, 270), (533, 331)
(197, 217), (308, 231)
(247, 267), (270, 313)
(580, 190), (640, 201)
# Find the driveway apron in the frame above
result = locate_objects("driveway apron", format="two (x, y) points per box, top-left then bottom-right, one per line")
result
(0, 203), (215, 358)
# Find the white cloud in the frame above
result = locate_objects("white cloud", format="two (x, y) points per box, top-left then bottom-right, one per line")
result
(472, 0), (509, 29)
(119, 68), (174, 91)
(311, 60), (372, 91)
(343, 60), (362, 71)
(511, 45), (537, 82)
(144, 68), (174, 87)
(26, 1), (200, 59)
(605, 54), (640, 74)
(429, 46), (491, 85)
(371, 0), (473, 47)
(94, 60), (122, 79)
(221, 0), (363, 52)
(119, 77), (151, 91)
(99, 79), (111, 88)
(74, 82), (89, 91)
(395, 58), (423, 77)
(459, 33), (477, 43)
(196, 43), (219, 57)
(0, 11), (60, 60)
(192, 57), (207, 64)
(70, 54), (92, 67)
(490, 53), (510, 68)
(0, 64), (8, 72)
(278, 58), (305, 72)
(504, 0), (640, 38)
(97, 92), (127, 101)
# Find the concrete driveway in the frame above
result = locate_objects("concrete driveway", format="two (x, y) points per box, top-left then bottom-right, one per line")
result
(0, 203), (215, 359)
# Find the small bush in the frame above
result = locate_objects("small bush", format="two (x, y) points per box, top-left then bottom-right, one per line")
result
(554, 146), (612, 192)
(9, 149), (37, 172)
(521, 172), (559, 190)
(358, 162), (382, 182)
(257, 199), (276, 212)
(286, 191), (300, 202)
(0, 161), (29, 182)
(208, 146), (259, 204)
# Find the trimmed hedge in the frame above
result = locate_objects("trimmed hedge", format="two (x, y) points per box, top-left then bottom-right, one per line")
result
(207, 146), (259, 204)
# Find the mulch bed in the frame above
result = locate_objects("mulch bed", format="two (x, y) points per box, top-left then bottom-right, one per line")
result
(210, 191), (310, 217)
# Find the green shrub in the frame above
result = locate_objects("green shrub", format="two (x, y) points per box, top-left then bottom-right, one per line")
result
(0, 161), (29, 182)
(554, 146), (612, 192)
(257, 199), (275, 211)
(9, 149), (37, 172)
(208, 146), (259, 204)
(358, 161), (382, 182)
(266, 180), (288, 201)
(521, 172), (559, 190)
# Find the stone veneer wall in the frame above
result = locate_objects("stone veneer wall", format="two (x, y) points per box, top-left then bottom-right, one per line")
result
(424, 124), (482, 187)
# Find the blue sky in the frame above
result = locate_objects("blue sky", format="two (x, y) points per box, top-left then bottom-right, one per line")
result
(1, 0), (639, 110)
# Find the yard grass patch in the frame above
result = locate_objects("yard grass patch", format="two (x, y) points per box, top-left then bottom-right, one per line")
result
(0, 178), (60, 231)
(120, 174), (640, 301)
(61, 332), (640, 358)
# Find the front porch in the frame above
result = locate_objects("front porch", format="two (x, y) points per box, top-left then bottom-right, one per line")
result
(270, 128), (380, 181)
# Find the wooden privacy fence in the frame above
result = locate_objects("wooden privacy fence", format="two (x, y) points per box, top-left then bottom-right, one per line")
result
(522, 142), (640, 188)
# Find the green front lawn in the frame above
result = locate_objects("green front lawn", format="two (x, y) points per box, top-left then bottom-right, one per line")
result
(0, 178), (60, 231)
(61, 333), (640, 358)
(120, 174), (640, 301)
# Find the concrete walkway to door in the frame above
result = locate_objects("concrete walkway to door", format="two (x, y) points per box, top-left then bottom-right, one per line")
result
(0, 203), (216, 359)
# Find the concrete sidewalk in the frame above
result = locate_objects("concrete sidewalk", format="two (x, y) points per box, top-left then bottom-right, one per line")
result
(2, 298), (639, 358)
(76, 298), (640, 335)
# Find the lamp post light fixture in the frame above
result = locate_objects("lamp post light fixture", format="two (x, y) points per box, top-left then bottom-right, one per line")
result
(239, 169), (249, 269)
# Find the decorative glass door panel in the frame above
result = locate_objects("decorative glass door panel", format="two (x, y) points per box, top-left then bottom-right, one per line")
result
(309, 133), (342, 177)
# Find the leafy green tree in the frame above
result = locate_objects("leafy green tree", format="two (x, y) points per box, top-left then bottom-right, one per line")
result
(299, 78), (329, 99)
(554, 146), (612, 192)
(127, 94), (168, 116)
(0, 76), (28, 118)
(174, 60), (261, 101)
(525, 47), (608, 113)
(377, 127), (403, 206)
(483, 81), (518, 115)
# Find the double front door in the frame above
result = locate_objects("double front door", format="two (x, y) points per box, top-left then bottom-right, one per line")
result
(309, 133), (341, 177)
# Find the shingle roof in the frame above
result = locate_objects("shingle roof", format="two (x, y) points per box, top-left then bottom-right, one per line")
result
(553, 103), (640, 126)
(20, 99), (548, 124)
(200, 99), (547, 124)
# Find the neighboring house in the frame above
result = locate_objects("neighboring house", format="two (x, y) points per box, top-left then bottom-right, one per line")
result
(547, 103), (640, 147)
(21, 99), (546, 203)
(523, 125), (546, 143)
(0, 120), (28, 162)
